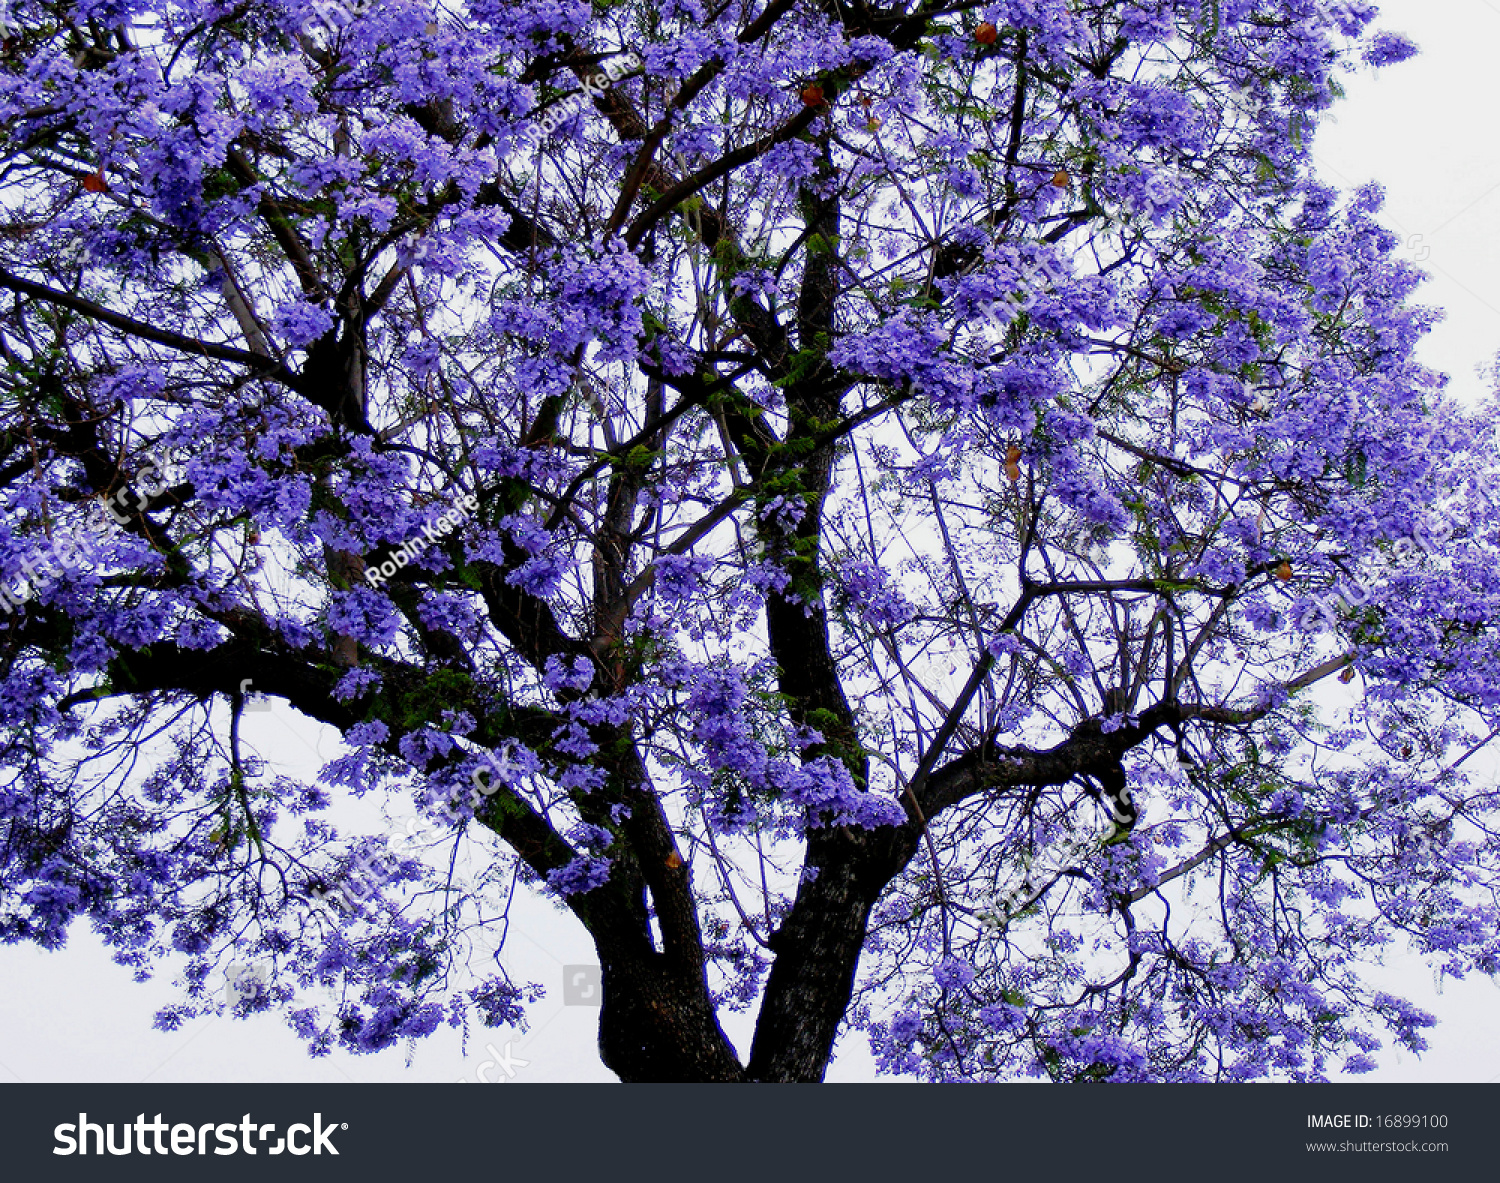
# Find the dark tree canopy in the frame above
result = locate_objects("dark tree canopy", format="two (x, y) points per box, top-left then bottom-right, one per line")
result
(3, 0), (1498, 1082)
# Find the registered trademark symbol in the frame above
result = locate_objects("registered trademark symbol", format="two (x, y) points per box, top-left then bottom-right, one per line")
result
(342, 1123), (349, 1130)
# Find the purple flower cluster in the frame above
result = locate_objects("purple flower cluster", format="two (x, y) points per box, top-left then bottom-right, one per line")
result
(0, 0), (1486, 1085)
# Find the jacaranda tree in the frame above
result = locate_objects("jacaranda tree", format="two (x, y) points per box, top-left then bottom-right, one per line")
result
(3, 0), (1498, 1082)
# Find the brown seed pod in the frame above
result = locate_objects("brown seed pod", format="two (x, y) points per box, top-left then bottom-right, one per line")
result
(1274, 560), (1293, 582)
(1051, 168), (1071, 188)
(975, 21), (998, 45)
(82, 169), (108, 193)
(800, 83), (824, 107)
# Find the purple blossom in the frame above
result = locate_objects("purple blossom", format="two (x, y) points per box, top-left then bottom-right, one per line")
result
(273, 300), (335, 350)
(1363, 32), (1418, 67)
(0, 0), (1491, 1089)
(546, 855), (613, 897)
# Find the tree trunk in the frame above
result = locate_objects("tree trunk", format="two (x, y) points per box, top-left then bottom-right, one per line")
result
(596, 953), (746, 1082)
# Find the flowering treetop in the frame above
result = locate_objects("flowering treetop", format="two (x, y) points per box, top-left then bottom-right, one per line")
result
(2, 0), (1497, 1082)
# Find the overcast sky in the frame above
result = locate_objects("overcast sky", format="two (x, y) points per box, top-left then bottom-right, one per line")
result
(2, 0), (1498, 1085)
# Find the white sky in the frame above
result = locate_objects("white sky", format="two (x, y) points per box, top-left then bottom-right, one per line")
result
(2, 0), (1499, 1084)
